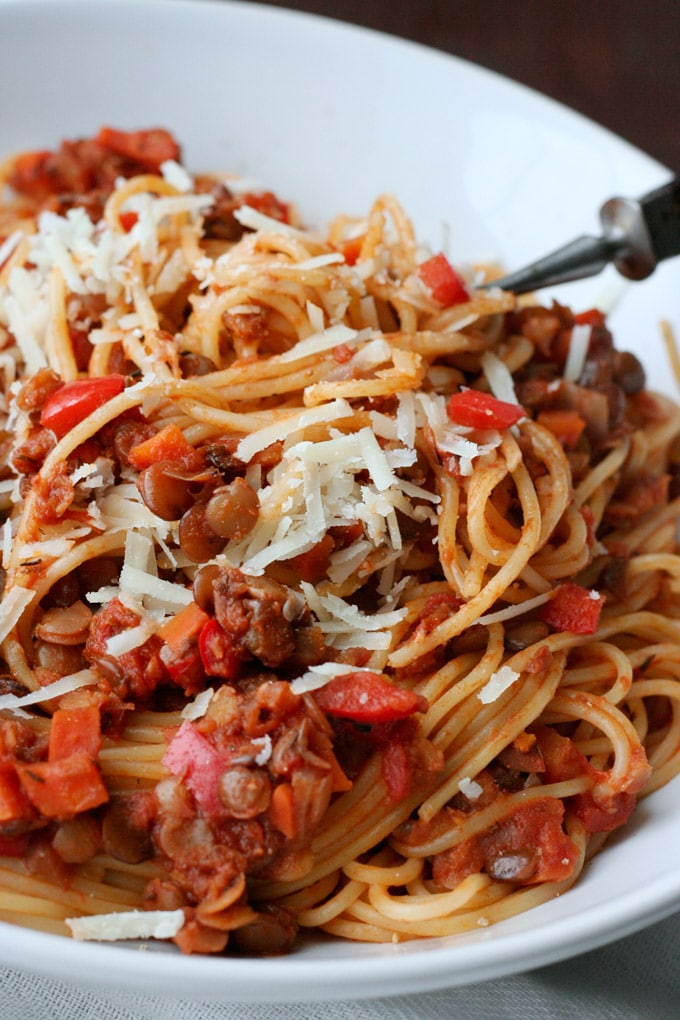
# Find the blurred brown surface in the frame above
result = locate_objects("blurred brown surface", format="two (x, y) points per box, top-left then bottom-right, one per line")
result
(251, 0), (679, 171)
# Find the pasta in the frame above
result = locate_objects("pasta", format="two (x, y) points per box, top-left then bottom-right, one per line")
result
(0, 127), (679, 954)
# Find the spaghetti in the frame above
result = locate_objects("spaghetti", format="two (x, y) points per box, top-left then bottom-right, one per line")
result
(0, 127), (679, 954)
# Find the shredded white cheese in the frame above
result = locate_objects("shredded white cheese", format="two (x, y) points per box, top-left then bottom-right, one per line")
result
(477, 665), (520, 705)
(0, 229), (23, 268)
(233, 204), (299, 236)
(278, 323), (360, 363)
(252, 734), (273, 766)
(181, 688), (215, 721)
(0, 668), (97, 713)
(65, 909), (185, 942)
(563, 324), (591, 383)
(481, 350), (522, 408)
(459, 776), (483, 800)
(301, 582), (407, 651)
(0, 586), (35, 644)
(290, 661), (371, 695)
(476, 591), (553, 626)
(236, 399), (353, 463)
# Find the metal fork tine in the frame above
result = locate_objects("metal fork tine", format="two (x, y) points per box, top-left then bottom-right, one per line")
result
(483, 178), (679, 295)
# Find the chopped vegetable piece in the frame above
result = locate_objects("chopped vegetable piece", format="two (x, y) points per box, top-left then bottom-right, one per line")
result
(541, 581), (604, 635)
(536, 409), (586, 449)
(158, 602), (210, 655)
(447, 389), (526, 430)
(381, 741), (412, 800)
(269, 782), (296, 839)
(119, 210), (138, 232)
(40, 375), (126, 439)
(0, 764), (35, 824)
(127, 423), (204, 472)
(199, 619), (245, 680)
(162, 720), (225, 816)
(418, 253), (469, 307)
(574, 308), (607, 328)
(16, 752), (109, 818)
(48, 706), (101, 762)
(94, 127), (180, 173)
(313, 671), (428, 724)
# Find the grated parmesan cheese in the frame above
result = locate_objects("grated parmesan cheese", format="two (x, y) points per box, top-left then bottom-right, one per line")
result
(65, 909), (185, 942)
(181, 688), (214, 721)
(476, 591), (553, 626)
(236, 398), (353, 463)
(0, 668), (97, 713)
(301, 582), (407, 651)
(290, 661), (371, 695)
(563, 324), (591, 383)
(458, 776), (483, 800)
(252, 734), (273, 766)
(160, 159), (193, 193)
(0, 229), (23, 269)
(233, 204), (299, 236)
(0, 586), (35, 644)
(278, 323), (359, 363)
(481, 350), (522, 409)
(477, 665), (520, 704)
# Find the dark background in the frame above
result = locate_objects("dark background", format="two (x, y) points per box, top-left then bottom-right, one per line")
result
(247, 0), (679, 172)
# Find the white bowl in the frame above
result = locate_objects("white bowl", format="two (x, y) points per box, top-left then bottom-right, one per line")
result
(0, 0), (678, 1002)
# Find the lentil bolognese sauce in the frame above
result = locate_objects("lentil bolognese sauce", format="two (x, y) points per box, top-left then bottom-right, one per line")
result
(0, 128), (679, 954)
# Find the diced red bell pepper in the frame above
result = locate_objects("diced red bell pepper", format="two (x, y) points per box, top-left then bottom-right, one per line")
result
(94, 127), (181, 173)
(16, 752), (109, 818)
(574, 308), (607, 328)
(199, 619), (245, 680)
(381, 741), (413, 801)
(48, 706), (101, 762)
(162, 720), (225, 816)
(119, 210), (138, 232)
(40, 374), (126, 439)
(446, 389), (526, 430)
(541, 581), (604, 635)
(418, 253), (469, 307)
(126, 423), (204, 472)
(313, 672), (428, 725)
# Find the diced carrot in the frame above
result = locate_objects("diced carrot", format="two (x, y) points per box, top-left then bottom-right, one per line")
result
(269, 782), (296, 839)
(0, 764), (35, 824)
(340, 237), (363, 266)
(536, 409), (586, 449)
(157, 601), (210, 656)
(48, 706), (101, 762)
(127, 423), (204, 471)
(16, 752), (109, 818)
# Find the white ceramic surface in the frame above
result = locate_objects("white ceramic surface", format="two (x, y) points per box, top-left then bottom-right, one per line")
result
(0, 0), (678, 1002)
